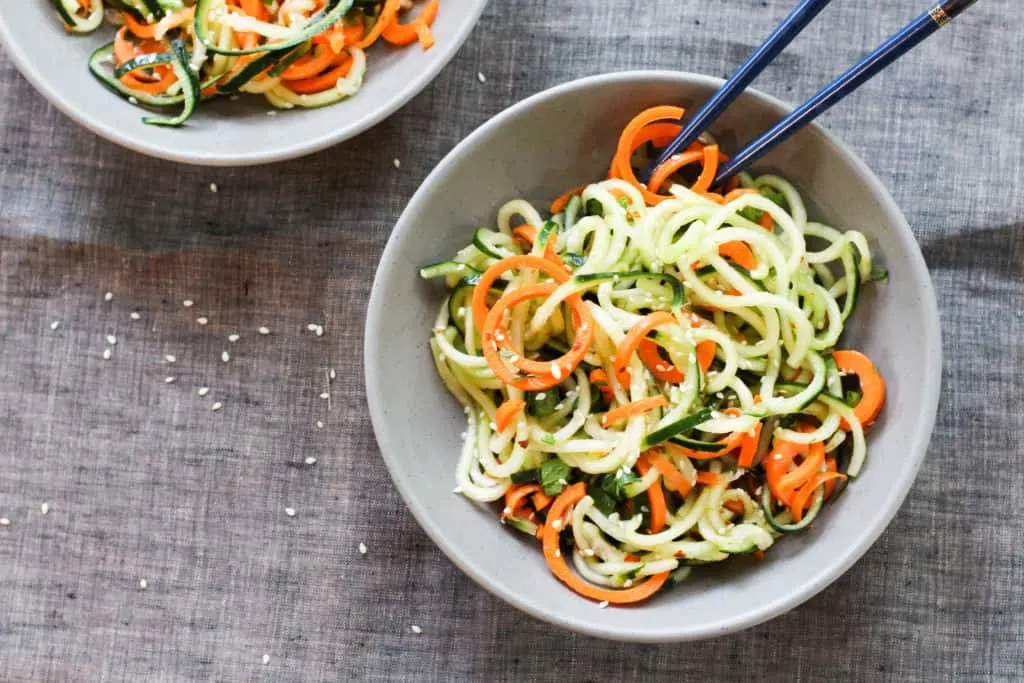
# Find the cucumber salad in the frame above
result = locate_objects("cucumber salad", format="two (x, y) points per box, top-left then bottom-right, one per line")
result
(50, 0), (439, 126)
(419, 105), (887, 605)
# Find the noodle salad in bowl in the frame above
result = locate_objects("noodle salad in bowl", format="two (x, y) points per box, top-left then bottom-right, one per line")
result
(47, 0), (440, 127)
(419, 105), (888, 606)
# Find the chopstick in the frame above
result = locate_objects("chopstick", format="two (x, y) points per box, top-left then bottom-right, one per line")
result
(641, 0), (834, 183)
(643, 0), (979, 187)
(714, 0), (979, 185)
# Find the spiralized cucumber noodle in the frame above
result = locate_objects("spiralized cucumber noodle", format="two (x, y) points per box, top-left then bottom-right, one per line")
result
(420, 105), (886, 605)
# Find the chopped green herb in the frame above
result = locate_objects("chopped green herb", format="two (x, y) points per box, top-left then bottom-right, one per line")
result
(540, 458), (572, 496)
(738, 206), (765, 223)
(869, 265), (889, 282)
(587, 484), (618, 515)
(616, 196), (630, 209)
(511, 469), (539, 485)
(599, 469), (641, 502)
(528, 390), (560, 418)
(760, 187), (788, 210)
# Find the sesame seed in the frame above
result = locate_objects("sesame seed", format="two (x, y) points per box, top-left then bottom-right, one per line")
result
(197, 387), (210, 397)
(329, 369), (336, 380)
(164, 377), (176, 384)
(130, 312), (141, 320)
(258, 326), (270, 335)
(262, 654), (270, 665)
(102, 348), (113, 360)
(306, 323), (319, 332)
(393, 158), (401, 169)
(623, 579), (634, 588)
(266, 110), (277, 117)
(221, 351), (230, 363)
(551, 519), (562, 530)
(196, 317), (208, 325)
(50, 321), (61, 331)
(228, 334), (240, 343)
(0, 518), (9, 527)
(209, 183), (218, 193)
(583, 548), (595, 557)
(304, 456), (317, 465)
(285, 507), (296, 517)
(210, 402), (223, 411)
(315, 326), (324, 337)
(139, 579), (147, 590)
(410, 625), (422, 634)
(597, 600), (609, 609)
(106, 334), (117, 345)
(358, 542), (367, 555)
(128, 96), (138, 105)
(316, 421), (324, 429)
(165, 354), (176, 363)
(40, 502), (49, 515)
(319, 392), (330, 400)
(536, 393), (546, 400)
(104, 292), (113, 302)
(554, 549), (561, 558)
(551, 364), (563, 380)
(476, 71), (486, 83)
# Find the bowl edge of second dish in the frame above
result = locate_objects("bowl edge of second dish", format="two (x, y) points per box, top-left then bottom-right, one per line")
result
(0, 1), (489, 166)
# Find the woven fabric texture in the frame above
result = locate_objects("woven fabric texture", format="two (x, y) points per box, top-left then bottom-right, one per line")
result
(1, 1), (1022, 680)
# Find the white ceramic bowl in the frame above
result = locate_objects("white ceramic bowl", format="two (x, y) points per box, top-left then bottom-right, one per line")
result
(365, 71), (942, 642)
(0, 2), (487, 165)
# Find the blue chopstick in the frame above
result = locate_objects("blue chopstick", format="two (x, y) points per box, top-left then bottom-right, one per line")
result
(714, 0), (979, 185)
(641, 0), (834, 183)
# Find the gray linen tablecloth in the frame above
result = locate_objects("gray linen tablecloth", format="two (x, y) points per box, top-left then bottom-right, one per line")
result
(1, 1), (1022, 680)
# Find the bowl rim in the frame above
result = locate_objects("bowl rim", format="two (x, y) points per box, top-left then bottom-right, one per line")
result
(364, 69), (942, 642)
(0, 2), (488, 166)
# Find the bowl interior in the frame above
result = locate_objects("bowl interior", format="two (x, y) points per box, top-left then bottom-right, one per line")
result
(0, 2), (486, 165)
(365, 71), (941, 642)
